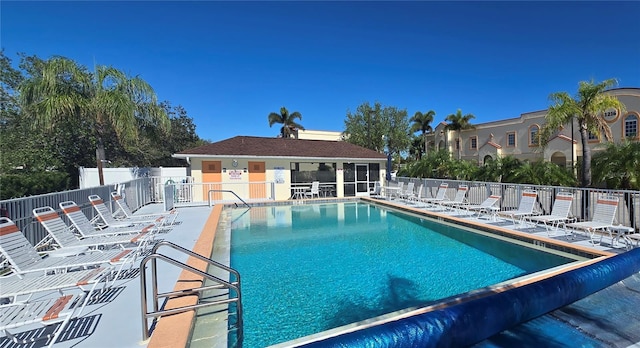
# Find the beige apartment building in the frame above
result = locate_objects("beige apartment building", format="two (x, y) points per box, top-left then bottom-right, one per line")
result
(426, 88), (640, 167)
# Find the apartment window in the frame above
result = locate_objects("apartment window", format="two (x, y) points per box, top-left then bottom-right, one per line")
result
(624, 114), (638, 139)
(529, 125), (540, 146)
(588, 130), (600, 143)
(469, 136), (478, 150)
(506, 132), (516, 147)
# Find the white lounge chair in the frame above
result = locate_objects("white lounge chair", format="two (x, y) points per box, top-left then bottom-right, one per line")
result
(59, 201), (157, 238)
(434, 185), (469, 211)
(406, 184), (425, 205)
(566, 196), (619, 245)
(461, 195), (501, 220)
(0, 293), (84, 348)
(497, 190), (538, 227)
(400, 182), (415, 200)
(89, 194), (169, 228)
(0, 217), (135, 276)
(0, 266), (108, 305)
(525, 192), (574, 235)
(420, 183), (449, 206)
(111, 192), (178, 224)
(34, 207), (155, 252)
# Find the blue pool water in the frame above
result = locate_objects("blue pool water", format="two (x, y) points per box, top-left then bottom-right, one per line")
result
(228, 202), (575, 347)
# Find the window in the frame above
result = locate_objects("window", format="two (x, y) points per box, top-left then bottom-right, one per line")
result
(529, 125), (540, 146)
(588, 130), (600, 143)
(469, 136), (477, 150)
(290, 162), (337, 184)
(624, 114), (638, 139)
(455, 139), (460, 150)
(506, 132), (516, 147)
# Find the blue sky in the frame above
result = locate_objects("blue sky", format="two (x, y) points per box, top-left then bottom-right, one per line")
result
(3, 1), (640, 142)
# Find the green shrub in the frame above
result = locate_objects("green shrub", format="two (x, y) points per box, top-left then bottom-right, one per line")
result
(0, 171), (71, 200)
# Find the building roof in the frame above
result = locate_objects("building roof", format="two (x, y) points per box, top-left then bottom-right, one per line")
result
(173, 136), (387, 160)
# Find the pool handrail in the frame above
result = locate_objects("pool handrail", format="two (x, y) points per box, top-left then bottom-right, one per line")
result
(140, 240), (243, 344)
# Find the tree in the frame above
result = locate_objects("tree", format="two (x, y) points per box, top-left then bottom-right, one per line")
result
(384, 106), (411, 158)
(399, 149), (451, 179)
(445, 109), (475, 160)
(592, 140), (640, 190)
(19, 56), (170, 185)
(409, 110), (435, 159)
(509, 160), (577, 186)
(408, 135), (423, 161)
(343, 102), (410, 157)
(268, 106), (304, 138)
(541, 79), (625, 187)
(343, 102), (385, 152)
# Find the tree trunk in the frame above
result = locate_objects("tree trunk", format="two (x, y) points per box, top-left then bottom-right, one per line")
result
(457, 131), (462, 160)
(424, 132), (428, 157)
(579, 124), (592, 187)
(96, 142), (106, 186)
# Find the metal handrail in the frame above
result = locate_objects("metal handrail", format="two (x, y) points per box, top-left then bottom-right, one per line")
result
(140, 241), (242, 345)
(208, 189), (251, 208)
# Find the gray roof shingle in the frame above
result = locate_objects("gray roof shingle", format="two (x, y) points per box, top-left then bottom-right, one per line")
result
(174, 136), (387, 160)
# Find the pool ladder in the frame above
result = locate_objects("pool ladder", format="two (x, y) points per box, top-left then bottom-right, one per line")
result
(140, 241), (243, 345)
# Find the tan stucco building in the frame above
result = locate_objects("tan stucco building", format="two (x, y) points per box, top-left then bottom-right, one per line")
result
(426, 88), (640, 167)
(173, 136), (387, 201)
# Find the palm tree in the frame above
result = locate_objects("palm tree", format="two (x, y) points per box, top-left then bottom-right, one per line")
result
(541, 79), (626, 187)
(592, 140), (640, 190)
(445, 109), (475, 160)
(19, 57), (170, 185)
(268, 106), (304, 139)
(408, 135), (423, 161)
(410, 110), (435, 159)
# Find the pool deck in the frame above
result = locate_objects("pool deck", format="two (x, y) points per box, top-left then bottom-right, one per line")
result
(1, 198), (638, 348)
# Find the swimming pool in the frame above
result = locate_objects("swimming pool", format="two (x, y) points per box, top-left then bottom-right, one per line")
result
(216, 201), (579, 347)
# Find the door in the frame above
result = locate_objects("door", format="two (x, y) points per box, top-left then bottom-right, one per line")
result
(355, 164), (369, 196)
(248, 161), (266, 199)
(202, 161), (222, 200)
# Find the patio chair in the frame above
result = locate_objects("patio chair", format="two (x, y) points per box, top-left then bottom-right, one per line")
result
(461, 195), (501, 220)
(420, 183), (449, 206)
(0, 217), (135, 276)
(88, 195), (170, 229)
(565, 196), (619, 245)
(34, 206), (155, 253)
(304, 181), (320, 199)
(0, 293), (84, 348)
(111, 192), (179, 225)
(368, 181), (382, 198)
(434, 185), (469, 211)
(525, 192), (574, 235)
(496, 190), (538, 227)
(60, 201), (157, 238)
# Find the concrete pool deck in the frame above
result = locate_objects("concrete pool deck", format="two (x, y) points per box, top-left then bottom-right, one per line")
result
(1, 198), (638, 347)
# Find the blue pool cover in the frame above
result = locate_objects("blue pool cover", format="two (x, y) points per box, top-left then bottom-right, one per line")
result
(301, 248), (640, 348)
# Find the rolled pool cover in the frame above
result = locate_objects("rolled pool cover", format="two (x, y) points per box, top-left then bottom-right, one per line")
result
(302, 248), (640, 348)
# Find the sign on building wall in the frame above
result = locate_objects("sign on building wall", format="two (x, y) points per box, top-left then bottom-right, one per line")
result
(274, 167), (285, 184)
(602, 108), (620, 123)
(228, 170), (243, 180)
